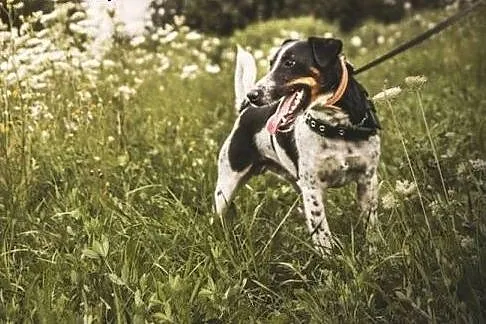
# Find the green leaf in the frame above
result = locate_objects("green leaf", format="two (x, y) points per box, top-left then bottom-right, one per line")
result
(82, 248), (100, 260)
(108, 273), (125, 286)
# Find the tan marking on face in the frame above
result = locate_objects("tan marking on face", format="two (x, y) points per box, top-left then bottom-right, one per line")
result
(286, 76), (321, 101)
(310, 67), (320, 77)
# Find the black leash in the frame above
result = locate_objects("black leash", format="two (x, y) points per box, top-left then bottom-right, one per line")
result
(354, 0), (485, 75)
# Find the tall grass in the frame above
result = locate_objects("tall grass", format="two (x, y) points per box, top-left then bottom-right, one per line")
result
(0, 2), (485, 322)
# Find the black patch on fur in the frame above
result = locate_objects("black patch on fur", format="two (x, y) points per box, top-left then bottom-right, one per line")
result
(308, 37), (342, 69)
(275, 130), (299, 173)
(228, 105), (275, 171)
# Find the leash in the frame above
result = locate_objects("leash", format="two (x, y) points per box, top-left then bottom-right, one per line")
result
(354, 0), (485, 75)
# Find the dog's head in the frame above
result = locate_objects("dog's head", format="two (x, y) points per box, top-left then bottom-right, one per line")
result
(247, 37), (347, 132)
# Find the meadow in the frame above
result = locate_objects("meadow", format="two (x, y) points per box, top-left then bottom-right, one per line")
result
(1, 2), (485, 322)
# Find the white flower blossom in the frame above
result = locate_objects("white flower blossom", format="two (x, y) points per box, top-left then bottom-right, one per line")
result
(372, 86), (402, 101)
(395, 179), (416, 196)
(162, 31), (178, 43)
(382, 192), (399, 210)
(117, 85), (137, 101)
(469, 159), (486, 171)
(180, 64), (199, 79)
(130, 36), (146, 47)
(205, 63), (221, 74)
(405, 75), (427, 88)
(186, 31), (202, 41)
(350, 36), (362, 47)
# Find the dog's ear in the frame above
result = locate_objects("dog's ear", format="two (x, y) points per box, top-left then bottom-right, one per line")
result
(308, 37), (342, 69)
(234, 45), (257, 110)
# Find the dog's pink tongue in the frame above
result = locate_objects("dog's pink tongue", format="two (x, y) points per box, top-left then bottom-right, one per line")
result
(266, 93), (297, 134)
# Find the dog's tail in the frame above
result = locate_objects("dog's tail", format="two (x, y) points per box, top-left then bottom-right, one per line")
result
(234, 45), (257, 112)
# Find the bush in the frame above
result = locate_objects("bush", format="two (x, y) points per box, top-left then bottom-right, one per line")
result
(150, 0), (457, 35)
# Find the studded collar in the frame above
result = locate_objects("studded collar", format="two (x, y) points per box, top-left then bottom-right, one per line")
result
(304, 111), (377, 141)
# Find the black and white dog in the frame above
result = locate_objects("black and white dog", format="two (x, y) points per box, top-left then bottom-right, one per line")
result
(214, 37), (381, 253)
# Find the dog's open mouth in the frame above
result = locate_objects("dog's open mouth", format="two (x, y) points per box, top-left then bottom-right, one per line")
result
(266, 88), (309, 134)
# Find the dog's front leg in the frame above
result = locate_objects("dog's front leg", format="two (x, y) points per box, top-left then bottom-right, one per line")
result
(357, 170), (379, 228)
(298, 179), (332, 253)
(214, 139), (253, 216)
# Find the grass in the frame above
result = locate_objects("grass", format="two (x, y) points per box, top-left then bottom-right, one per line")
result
(1, 3), (485, 322)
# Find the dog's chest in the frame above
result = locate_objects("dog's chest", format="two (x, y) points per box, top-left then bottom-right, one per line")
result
(295, 120), (380, 187)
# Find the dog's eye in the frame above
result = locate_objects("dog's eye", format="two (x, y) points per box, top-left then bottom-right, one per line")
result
(284, 59), (296, 68)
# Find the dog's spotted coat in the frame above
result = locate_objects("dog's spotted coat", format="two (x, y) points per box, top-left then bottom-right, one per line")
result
(215, 38), (381, 253)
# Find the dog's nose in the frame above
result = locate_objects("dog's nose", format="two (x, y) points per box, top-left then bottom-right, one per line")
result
(247, 88), (263, 105)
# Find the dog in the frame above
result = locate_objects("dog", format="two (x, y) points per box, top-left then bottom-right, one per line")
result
(214, 37), (381, 253)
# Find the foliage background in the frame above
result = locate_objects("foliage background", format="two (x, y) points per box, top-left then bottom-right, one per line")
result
(2, 0), (461, 34)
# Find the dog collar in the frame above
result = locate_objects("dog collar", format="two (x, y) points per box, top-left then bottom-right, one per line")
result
(304, 112), (377, 140)
(325, 55), (349, 108)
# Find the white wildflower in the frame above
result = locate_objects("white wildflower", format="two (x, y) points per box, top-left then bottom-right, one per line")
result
(173, 15), (185, 26)
(53, 61), (71, 71)
(117, 85), (136, 101)
(324, 32), (333, 38)
(405, 75), (427, 89)
(254, 49), (264, 60)
(221, 49), (235, 61)
(180, 64), (199, 79)
(81, 59), (101, 70)
(350, 36), (362, 47)
(47, 50), (66, 62)
(205, 63), (221, 74)
(78, 90), (92, 102)
(186, 31), (202, 40)
(70, 11), (86, 22)
(211, 37), (221, 46)
(162, 31), (178, 43)
(0, 61), (8, 72)
(404, 2), (412, 10)
(288, 30), (301, 39)
(130, 36), (146, 47)
(102, 59), (116, 68)
(381, 192), (399, 210)
(158, 55), (170, 71)
(13, 2), (24, 10)
(395, 179), (416, 196)
(460, 236), (474, 249)
(40, 130), (50, 142)
(469, 159), (486, 172)
(69, 23), (88, 35)
(30, 102), (44, 119)
(372, 86), (402, 102)
(377, 35), (385, 45)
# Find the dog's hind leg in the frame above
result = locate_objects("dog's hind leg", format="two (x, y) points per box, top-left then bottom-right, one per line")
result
(298, 179), (332, 254)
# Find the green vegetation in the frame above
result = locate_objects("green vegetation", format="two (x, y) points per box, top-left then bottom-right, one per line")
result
(1, 4), (485, 322)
